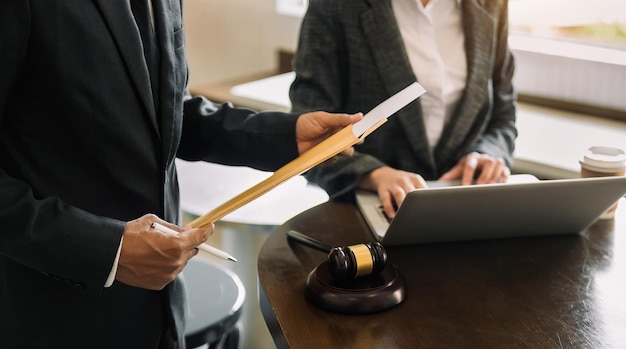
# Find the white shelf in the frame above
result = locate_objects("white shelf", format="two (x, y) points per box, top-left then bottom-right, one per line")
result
(176, 160), (328, 226)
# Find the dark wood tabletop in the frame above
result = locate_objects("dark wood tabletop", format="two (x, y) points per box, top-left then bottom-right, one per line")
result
(257, 200), (626, 349)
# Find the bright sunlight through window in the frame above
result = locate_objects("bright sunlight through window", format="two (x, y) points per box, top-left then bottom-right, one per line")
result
(509, 0), (626, 50)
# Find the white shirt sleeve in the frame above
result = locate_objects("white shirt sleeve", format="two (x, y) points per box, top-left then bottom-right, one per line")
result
(104, 237), (123, 288)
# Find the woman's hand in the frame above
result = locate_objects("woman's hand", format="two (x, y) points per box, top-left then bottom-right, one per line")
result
(439, 152), (510, 185)
(359, 166), (428, 219)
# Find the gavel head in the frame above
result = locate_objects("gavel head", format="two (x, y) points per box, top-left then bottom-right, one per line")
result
(327, 241), (387, 280)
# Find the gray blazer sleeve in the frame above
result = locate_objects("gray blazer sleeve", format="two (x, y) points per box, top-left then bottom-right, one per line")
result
(467, 2), (517, 163)
(290, 0), (388, 200)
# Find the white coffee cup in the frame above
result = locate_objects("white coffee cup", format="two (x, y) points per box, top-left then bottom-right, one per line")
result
(579, 146), (626, 219)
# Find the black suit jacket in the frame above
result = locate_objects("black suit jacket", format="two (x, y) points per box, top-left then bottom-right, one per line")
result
(290, 0), (517, 200)
(0, 1), (299, 348)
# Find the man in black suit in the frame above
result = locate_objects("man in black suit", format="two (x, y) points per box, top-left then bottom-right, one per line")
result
(0, 1), (360, 348)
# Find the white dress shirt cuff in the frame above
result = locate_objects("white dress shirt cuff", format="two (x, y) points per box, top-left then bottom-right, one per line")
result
(104, 237), (123, 288)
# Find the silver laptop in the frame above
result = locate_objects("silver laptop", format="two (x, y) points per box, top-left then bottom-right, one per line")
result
(356, 175), (626, 246)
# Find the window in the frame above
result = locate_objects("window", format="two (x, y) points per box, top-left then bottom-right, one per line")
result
(508, 0), (626, 120)
(509, 0), (626, 50)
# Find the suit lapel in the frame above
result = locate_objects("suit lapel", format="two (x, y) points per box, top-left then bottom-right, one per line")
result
(434, 0), (493, 166)
(153, 0), (169, 119)
(153, 0), (179, 163)
(361, 0), (435, 169)
(93, 0), (160, 136)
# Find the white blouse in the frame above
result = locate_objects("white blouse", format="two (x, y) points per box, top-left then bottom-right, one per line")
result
(392, 0), (467, 149)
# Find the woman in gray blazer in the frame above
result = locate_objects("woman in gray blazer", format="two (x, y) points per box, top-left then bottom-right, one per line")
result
(290, 0), (517, 218)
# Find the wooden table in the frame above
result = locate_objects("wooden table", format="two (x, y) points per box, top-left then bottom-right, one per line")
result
(258, 200), (626, 348)
(189, 71), (275, 105)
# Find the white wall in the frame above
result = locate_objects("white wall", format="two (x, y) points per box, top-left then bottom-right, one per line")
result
(183, 0), (301, 88)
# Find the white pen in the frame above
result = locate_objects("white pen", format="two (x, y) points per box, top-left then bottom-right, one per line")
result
(150, 222), (238, 262)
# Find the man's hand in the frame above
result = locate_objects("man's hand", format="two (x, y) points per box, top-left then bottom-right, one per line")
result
(439, 152), (510, 185)
(359, 166), (428, 219)
(116, 214), (214, 290)
(295, 111), (363, 157)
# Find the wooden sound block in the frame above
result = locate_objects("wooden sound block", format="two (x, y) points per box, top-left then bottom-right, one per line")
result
(305, 261), (406, 314)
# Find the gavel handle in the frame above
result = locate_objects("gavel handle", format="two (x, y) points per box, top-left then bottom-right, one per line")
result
(287, 230), (333, 253)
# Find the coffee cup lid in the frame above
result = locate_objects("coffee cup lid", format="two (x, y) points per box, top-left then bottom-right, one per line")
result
(580, 146), (626, 172)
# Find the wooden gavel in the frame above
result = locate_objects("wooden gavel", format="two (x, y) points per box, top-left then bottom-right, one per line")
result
(287, 230), (387, 280)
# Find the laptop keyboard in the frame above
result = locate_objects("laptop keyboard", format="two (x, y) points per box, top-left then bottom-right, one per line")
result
(378, 205), (393, 223)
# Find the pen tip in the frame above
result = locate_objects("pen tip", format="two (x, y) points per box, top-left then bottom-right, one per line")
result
(228, 256), (238, 262)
